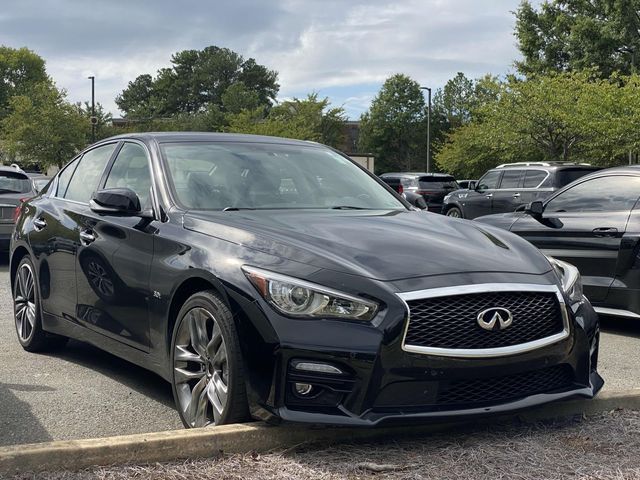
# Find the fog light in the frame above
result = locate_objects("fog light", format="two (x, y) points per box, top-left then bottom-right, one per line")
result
(294, 383), (314, 396)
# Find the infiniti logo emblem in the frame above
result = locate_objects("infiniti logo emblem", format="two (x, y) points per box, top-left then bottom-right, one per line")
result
(477, 307), (513, 331)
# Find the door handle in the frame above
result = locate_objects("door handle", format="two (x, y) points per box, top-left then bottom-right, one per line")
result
(33, 217), (47, 231)
(79, 229), (96, 245)
(485, 194), (493, 198)
(592, 227), (618, 237)
(512, 193), (521, 198)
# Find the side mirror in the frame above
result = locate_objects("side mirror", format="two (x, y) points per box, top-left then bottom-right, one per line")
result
(468, 181), (476, 190)
(90, 188), (152, 218)
(403, 191), (428, 210)
(525, 200), (544, 216)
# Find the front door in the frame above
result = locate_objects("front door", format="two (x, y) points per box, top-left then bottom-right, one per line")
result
(510, 174), (640, 302)
(463, 170), (502, 219)
(74, 142), (156, 350)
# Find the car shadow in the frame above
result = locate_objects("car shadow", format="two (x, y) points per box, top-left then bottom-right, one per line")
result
(599, 315), (640, 339)
(0, 382), (53, 446)
(42, 340), (175, 409)
(0, 254), (9, 273)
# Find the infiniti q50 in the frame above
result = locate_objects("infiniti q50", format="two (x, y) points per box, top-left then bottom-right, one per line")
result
(11, 133), (602, 427)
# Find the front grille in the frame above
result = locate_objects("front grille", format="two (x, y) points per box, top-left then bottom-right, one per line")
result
(437, 364), (574, 406)
(404, 290), (565, 350)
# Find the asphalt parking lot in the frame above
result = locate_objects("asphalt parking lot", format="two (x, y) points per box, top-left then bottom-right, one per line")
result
(1, 256), (639, 447)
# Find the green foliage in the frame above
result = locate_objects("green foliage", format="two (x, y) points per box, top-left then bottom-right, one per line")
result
(515, 0), (640, 77)
(358, 74), (426, 173)
(436, 71), (640, 177)
(74, 101), (117, 143)
(0, 46), (48, 120)
(116, 46), (279, 118)
(226, 93), (346, 147)
(2, 82), (88, 168)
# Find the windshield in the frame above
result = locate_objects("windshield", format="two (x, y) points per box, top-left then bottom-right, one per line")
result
(160, 142), (406, 211)
(0, 172), (30, 194)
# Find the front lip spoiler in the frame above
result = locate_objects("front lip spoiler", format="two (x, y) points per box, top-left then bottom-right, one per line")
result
(275, 376), (603, 427)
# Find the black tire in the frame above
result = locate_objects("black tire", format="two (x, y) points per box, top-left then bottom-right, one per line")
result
(170, 290), (249, 428)
(13, 256), (68, 352)
(446, 206), (464, 219)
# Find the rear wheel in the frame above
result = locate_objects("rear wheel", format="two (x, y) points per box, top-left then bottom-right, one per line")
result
(446, 206), (463, 218)
(170, 290), (249, 428)
(13, 256), (67, 352)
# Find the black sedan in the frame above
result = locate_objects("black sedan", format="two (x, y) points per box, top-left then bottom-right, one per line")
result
(11, 133), (602, 428)
(476, 166), (640, 320)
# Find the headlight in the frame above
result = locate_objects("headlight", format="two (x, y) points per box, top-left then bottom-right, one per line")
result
(443, 194), (452, 203)
(242, 266), (379, 321)
(547, 256), (583, 303)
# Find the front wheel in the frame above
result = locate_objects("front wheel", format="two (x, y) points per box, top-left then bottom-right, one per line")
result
(446, 206), (463, 218)
(170, 291), (249, 428)
(13, 256), (67, 352)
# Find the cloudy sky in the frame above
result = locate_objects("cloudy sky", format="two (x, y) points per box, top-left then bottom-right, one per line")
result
(1, 0), (530, 119)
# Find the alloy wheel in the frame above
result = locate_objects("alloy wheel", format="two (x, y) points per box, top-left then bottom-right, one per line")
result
(173, 307), (229, 427)
(447, 208), (461, 218)
(14, 263), (37, 342)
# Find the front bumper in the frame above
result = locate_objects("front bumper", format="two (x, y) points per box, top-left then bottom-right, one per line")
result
(235, 272), (603, 426)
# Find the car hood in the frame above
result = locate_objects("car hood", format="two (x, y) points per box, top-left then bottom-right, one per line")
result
(183, 209), (551, 281)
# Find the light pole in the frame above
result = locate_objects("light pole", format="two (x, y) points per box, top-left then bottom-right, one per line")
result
(420, 86), (431, 173)
(88, 76), (96, 143)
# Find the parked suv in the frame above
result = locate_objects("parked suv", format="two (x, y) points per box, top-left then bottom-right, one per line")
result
(379, 172), (459, 212)
(442, 162), (601, 219)
(0, 166), (45, 251)
(11, 133), (601, 428)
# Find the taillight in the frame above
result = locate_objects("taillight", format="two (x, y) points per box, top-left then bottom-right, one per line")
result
(398, 184), (404, 194)
(13, 197), (29, 223)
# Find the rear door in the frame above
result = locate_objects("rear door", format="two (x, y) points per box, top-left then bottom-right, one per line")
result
(491, 169), (524, 213)
(463, 170), (502, 219)
(510, 174), (640, 302)
(73, 141), (155, 350)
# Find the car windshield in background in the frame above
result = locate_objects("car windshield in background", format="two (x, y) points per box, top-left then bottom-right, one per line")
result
(0, 172), (30, 194)
(418, 177), (459, 189)
(161, 142), (406, 211)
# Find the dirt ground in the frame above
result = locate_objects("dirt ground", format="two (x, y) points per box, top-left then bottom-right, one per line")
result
(11, 409), (640, 480)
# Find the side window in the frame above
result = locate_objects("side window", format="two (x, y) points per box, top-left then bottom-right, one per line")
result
(523, 170), (547, 188)
(476, 171), (501, 190)
(104, 143), (152, 208)
(499, 169), (523, 189)
(55, 158), (80, 197)
(546, 176), (640, 213)
(64, 144), (116, 203)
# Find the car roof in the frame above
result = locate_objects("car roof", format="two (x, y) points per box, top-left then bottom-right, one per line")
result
(494, 162), (599, 171)
(0, 166), (28, 175)
(381, 172), (455, 178)
(103, 131), (322, 147)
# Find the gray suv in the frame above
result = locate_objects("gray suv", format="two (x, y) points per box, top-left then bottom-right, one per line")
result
(442, 162), (601, 219)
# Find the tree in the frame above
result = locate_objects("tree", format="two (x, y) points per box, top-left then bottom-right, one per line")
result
(2, 82), (88, 169)
(116, 46), (279, 117)
(358, 74), (426, 173)
(0, 46), (48, 119)
(75, 101), (117, 143)
(436, 72), (640, 177)
(515, 0), (640, 77)
(226, 94), (346, 147)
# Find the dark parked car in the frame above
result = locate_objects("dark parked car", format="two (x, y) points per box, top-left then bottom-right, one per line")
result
(442, 162), (601, 219)
(475, 166), (640, 320)
(11, 133), (601, 428)
(379, 172), (459, 212)
(0, 166), (46, 251)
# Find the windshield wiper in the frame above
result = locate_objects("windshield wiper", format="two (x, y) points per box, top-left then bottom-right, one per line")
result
(222, 207), (256, 211)
(331, 205), (369, 210)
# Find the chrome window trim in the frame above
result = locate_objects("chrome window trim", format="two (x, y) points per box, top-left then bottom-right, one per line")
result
(396, 283), (570, 358)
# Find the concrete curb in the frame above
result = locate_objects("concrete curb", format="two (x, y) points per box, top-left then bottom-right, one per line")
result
(2, 389), (640, 475)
